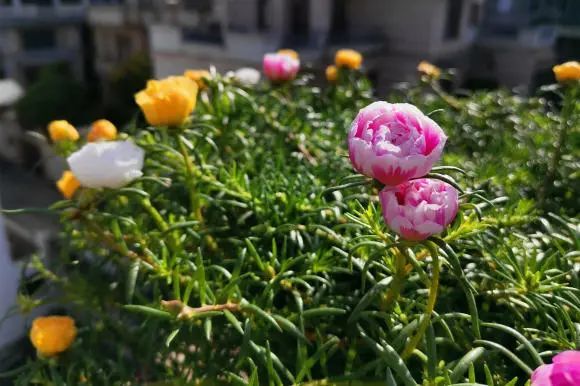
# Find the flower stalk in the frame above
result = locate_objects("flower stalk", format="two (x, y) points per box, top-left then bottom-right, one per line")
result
(539, 86), (577, 207)
(382, 247), (409, 310)
(176, 133), (202, 222)
(401, 244), (440, 360)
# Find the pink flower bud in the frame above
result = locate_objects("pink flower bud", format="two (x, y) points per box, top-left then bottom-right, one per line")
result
(348, 102), (447, 186)
(531, 351), (580, 386)
(263, 53), (300, 82)
(379, 179), (458, 241)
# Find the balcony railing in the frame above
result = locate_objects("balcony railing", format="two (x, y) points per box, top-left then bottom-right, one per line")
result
(560, 2), (580, 26)
(182, 25), (224, 45)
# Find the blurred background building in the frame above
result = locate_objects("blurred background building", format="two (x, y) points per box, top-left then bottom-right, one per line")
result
(0, 0), (88, 86)
(147, 0), (485, 91)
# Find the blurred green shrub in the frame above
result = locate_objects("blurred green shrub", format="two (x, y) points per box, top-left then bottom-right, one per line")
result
(16, 64), (91, 131)
(104, 53), (152, 126)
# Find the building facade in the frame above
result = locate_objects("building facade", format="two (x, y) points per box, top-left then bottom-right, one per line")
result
(88, 0), (152, 86)
(472, 0), (563, 89)
(556, 0), (580, 62)
(0, 0), (88, 86)
(147, 0), (485, 91)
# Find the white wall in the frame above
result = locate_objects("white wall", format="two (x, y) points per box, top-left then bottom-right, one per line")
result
(0, 208), (25, 348)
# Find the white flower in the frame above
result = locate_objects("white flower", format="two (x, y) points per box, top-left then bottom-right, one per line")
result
(67, 141), (144, 189)
(234, 67), (261, 86)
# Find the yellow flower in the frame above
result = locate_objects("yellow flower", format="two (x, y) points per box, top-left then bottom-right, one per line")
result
(553, 61), (580, 83)
(184, 69), (211, 89)
(30, 316), (77, 357)
(326, 65), (338, 83)
(88, 119), (117, 142)
(135, 76), (198, 127)
(56, 171), (81, 199)
(335, 49), (363, 70)
(48, 120), (79, 142)
(277, 49), (299, 60)
(417, 61), (441, 78)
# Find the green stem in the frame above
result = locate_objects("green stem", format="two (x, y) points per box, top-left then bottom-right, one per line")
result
(401, 247), (440, 360)
(539, 86), (576, 207)
(140, 198), (179, 253)
(176, 134), (202, 221)
(382, 247), (408, 310)
(431, 80), (462, 110)
(140, 198), (169, 232)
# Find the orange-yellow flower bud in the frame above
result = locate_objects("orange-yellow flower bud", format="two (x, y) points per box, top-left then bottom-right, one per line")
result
(417, 61), (442, 78)
(30, 316), (77, 357)
(553, 61), (580, 83)
(326, 65), (338, 83)
(56, 171), (81, 199)
(335, 49), (363, 70)
(184, 69), (211, 89)
(88, 119), (117, 142)
(277, 49), (299, 60)
(135, 76), (198, 127)
(48, 120), (79, 142)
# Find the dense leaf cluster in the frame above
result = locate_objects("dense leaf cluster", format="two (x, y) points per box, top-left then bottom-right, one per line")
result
(4, 69), (579, 385)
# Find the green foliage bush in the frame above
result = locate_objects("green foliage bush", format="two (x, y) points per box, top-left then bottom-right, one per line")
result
(16, 65), (92, 131)
(3, 68), (579, 385)
(104, 53), (152, 126)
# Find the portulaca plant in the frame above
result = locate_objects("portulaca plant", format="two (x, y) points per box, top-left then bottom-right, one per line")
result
(2, 54), (579, 386)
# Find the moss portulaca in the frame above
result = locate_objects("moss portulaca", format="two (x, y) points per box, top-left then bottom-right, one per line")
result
(379, 179), (458, 241)
(262, 53), (300, 82)
(348, 102), (447, 187)
(67, 141), (144, 189)
(531, 351), (580, 386)
(234, 67), (261, 86)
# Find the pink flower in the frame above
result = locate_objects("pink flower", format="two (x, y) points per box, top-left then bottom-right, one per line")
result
(263, 53), (300, 82)
(348, 102), (447, 186)
(379, 179), (458, 241)
(531, 351), (580, 386)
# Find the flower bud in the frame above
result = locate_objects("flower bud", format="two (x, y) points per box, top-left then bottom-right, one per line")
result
(88, 119), (117, 142)
(379, 178), (459, 241)
(30, 316), (77, 357)
(553, 61), (580, 83)
(56, 171), (80, 199)
(48, 120), (79, 142)
(326, 65), (338, 83)
(335, 49), (363, 70)
(263, 53), (300, 82)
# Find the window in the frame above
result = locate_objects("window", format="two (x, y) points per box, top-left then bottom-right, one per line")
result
(257, 0), (268, 31)
(330, 0), (348, 36)
(182, 23), (223, 45)
(469, 3), (481, 27)
(21, 28), (56, 51)
(21, 0), (52, 5)
(288, 0), (310, 44)
(444, 0), (464, 40)
(115, 35), (132, 62)
(496, 0), (512, 13)
(183, 0), (211, 12)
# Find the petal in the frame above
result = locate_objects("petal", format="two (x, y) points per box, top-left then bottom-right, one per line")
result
(553, 351), (580, 364)
(414, 220), (444, 237)
(68, 141), (144, 189)
(532, 364), (555, 386)
(370, 154), (425, 186)
(388, 215), (413, 235)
